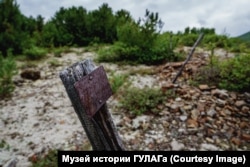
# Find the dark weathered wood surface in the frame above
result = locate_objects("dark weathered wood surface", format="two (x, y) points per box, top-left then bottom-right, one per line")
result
(59, 59), (124, 150)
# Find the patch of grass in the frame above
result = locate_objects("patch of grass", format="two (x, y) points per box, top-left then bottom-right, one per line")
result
(49, 59), (61, 67)
(193, 46), (221, 87)
(0, 139), (10, 150)
(31, 150), (57, 167)
(128, 68), (156, 76)
(24, 46), (47, 60)
(96, 44), (121, 63)
(53, 47), (66, 57)
(0, 55), (17, 98)
(109, 73), (129, 94)
(120, 87), (167, 115)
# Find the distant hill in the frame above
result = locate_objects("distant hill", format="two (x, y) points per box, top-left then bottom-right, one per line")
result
(237, 31), (250, 42)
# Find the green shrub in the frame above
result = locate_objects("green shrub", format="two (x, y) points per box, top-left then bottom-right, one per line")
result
(178, 34), (199, 47)
(31, 150), (57, 167)
(219, 54), (250, 92)
(113, 10), (175, 65)
(0, 55), (17, 98)
(24, 46), (47, 60)
(194, 43), (221, 86)
(120, 87), (166, 115)
(109, 73), (128, 94)
(96, 43), (123, 62)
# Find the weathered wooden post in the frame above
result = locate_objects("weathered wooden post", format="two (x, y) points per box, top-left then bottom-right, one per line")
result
(59, 59), (125, 151)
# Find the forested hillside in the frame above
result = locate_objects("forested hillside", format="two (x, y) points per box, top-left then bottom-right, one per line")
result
(238, 31), (250, 43)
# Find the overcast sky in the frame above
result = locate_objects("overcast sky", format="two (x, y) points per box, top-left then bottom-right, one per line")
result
(17, 0), (250, 37)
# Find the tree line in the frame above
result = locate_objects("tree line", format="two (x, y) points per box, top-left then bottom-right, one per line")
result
(1, 0), (221, 57)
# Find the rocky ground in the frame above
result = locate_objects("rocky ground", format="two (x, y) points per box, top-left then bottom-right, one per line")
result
(0, 47), (250, 166)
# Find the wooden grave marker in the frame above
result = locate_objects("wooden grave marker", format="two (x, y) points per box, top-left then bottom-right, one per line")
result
(59, 59), (124, 151)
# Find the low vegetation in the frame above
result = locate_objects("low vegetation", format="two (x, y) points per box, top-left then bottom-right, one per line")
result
(219, 54), (250, 92)
(120, 87), (167, 115)
(109, 73), (129, 94)
(23, 46), (47, 60)
(0, 55), (17, 98)
(31, 150), (57, 167)
(194, 53), (250, 92)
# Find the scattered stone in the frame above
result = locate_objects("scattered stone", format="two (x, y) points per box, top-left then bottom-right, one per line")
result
(161, 83), (174, 92)
(211, 89), (229, 99)
(216, 99), (226, 107)
(170, 104), (179, 112)
(187, 119), (198, 128)
(175, 97), (182, 102)
(183, 105), (193, 111)
(191, 109), (200, 120)
(207, 108), (216, 117)
(231, 137), (241, 146)
(205, 137), (214, 143)
(170, 140), (185, 151)
(230, 94), (237, 102)
(242, 106), (249, 112)
(179, 115), (188, 121)
(199, 85), (210, 91)
(241, 133), (250, 141)
(197, 103), (205, 112)
(240, 122), (248, 129)
(200, 143), (220, 151)
(132, 115), (150, 129)
(235, 100), (246, 108)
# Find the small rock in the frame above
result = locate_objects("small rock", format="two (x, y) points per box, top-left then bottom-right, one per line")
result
(183, 105), (193, 111)
(161, 83), (174, 92)
(170, 104), (179, 112)
(211, 89), (229, 99)
(244, 92), (250, 99)
(207, 108), (217, 117)
(235, 100), (246, 108)
(205, 137), (214, 143)
(191, 109), (200, 120)
(206, 128), (216, 137)
(175, 97), (182, 102)
(197, 103), (205, 112)
(230, 92), (237, 100)
(216, 99), (226, 107)
(224, 109), (231, 115)
(179, 115), (187, 121)
(171, 62), (183, 68)
(239, 122), (248, 129)
(200, 143), (219, 151)
(187, 119), (198, 128)
(170, 140), (185, 151)
(241, 133), (250, 141)
(231, 137), (241, 146)
(242, 106), (249, 112)
(199, 84), (210, 91)
(132, 115), (150, 129)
